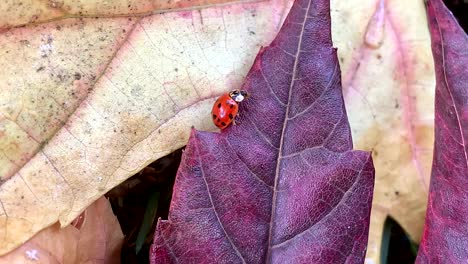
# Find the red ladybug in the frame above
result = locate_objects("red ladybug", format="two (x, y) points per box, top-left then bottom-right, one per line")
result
(211, 89), (250, 129)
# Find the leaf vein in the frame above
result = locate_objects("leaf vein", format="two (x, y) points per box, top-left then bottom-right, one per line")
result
(271, 154), (367, 248)
(195, 136), (246, 263)
(288, 62), (338, 120)
(259, 66), (287, 106)
(266, 0), (313, 260)
(224, 138), (273, 189)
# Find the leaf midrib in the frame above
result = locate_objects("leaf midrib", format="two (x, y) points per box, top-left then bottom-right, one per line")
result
(265, 0), (313, 262)
(433, 2), (468, 168)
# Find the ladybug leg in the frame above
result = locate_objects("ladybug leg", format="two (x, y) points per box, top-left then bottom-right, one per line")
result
(232, 116), (241, 125)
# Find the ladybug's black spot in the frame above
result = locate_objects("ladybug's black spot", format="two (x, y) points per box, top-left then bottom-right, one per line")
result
(212, 114), (217, 119)
(230, 104), (234, 109)
(216, 118), (220, 123)
(217, 103), (222, 108)
(221, 122), (226, 126)
(228, 113), (233, 119)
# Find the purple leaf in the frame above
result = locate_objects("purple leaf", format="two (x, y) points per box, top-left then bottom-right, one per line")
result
(150, 0), (375, 263)
(416, 0), (468, 262)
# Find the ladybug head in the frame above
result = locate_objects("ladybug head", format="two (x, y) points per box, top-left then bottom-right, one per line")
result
(229, 89), (250, 103)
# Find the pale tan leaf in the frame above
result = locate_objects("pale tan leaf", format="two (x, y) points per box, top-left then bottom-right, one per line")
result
(0, 0), (245, 29)
(0, 0), (290, 255)
(0, 197), (123, 264)
(331, 0), (434, 262)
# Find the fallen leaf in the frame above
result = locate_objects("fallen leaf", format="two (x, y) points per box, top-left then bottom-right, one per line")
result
(150, 0), (375, 262)
(0, 0), (436, 259)
(330, 0), (435, 261)
(416, 0), (468, 262)
(0, 0), (240, 29)
(0, 0), (290, 255)
(0, 197), (123, 264)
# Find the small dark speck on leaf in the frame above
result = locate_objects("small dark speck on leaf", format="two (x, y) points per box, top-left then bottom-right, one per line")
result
(74, 72), (82, 80)
(36, 66), (45, 72)
(20, 40), (29, 46)
(56, 74), (66, 82)
(395, 191), (400, 196)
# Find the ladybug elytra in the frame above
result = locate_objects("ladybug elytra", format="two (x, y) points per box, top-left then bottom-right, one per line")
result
(211, 89), (250, 129)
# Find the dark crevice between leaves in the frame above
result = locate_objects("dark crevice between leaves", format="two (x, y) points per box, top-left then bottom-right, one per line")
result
(380, 217), (418, 264)
(443, 0), (468, 33)
(106, 148), (183, 264)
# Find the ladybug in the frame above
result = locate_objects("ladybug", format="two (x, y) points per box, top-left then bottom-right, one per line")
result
(211, 89), (250, 129)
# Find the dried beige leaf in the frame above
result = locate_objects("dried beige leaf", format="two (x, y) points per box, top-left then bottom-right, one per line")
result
(331, 0), (434, 262)
(0, 0), (290, 255)
(0, 0), (243, 29)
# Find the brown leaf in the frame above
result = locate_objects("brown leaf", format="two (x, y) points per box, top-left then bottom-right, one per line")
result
(0, 197), (123, 264)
